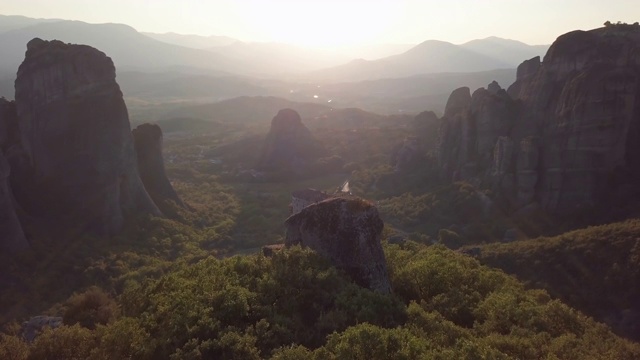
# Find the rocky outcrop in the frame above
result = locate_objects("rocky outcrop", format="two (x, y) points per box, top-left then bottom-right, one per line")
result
(436, 26), (640, 217)
(285, 197), (391, 293)
(391, 136), (420, 172)
(437, 82), (516, 182)
(507, 56), (541, 98)
(258, 109), (323, 175)
(413, 110), (441, 150)
(22, 316), (62, 342)
(132, 123), (183, 210)
(13, 38), (160, 236)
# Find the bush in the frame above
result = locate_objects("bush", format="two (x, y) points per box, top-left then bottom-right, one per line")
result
(28, 325), (95, 360)
(62, 286), (118, 329)
(0, 334), (29, 360)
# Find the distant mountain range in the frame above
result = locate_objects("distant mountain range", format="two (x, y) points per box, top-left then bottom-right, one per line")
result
(0, 14), (548, 116)
(142, 32), (237, 49)
(310, 38), (549, 82)
(0, 14), (548, 82)
(0, 17), (244, 76)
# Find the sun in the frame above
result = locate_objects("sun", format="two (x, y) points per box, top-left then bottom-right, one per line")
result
(242, 0), (400, 47)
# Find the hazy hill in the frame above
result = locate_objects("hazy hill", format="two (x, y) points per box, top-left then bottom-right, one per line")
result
(117, 71), (268, 103)
(0, 15), (544, 90)
(118, 68), (516, 120)
(153, 96), (411, 132)
(145, 33), (354, 73)
(0, 14), (60, 33)
(310, 37), (547, 82)
(460, 36), (549, 65)
(142, 31), (237, 48)
(334, 43), (416, 61)
(0, 19), (247, 75)
(145, 29), (414, 63)
(207, 41), (350, 75)
(158, 96), (330, 125)
(475, 219), (640, 340)
(285, 68), (517, 115)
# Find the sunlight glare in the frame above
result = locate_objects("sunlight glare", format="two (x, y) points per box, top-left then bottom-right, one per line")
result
(242, 0), (400, 47)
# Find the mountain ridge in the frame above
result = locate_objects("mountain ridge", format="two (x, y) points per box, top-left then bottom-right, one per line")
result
(309, 37), (548, 82)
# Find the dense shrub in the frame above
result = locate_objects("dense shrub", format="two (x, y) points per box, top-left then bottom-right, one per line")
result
(62, 286), (118, 329)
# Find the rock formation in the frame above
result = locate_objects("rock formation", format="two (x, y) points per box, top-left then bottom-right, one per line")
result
(132, 123), (183, 210)
(258, 109), (323, 175)
(437, 83), (516, 182)
(12, 38), (160, 236)
(413, 110), (441, 150)
(285, 197), (391, 293)
(391, 136), (420, 172)
(436, 26), (640, 217)
(22, 316), (62, 342)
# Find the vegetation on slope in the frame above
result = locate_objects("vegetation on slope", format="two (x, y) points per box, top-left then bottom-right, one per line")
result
(475, 219), (640, 340)
(2, 244), (639, 359)
(1, 104), (639, 359)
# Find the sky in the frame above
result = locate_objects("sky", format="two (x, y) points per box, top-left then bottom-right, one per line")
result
(1, 0), (638, 47)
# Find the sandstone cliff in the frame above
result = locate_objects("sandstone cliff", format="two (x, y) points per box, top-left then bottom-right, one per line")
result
(132, 123), (183, 211)
(285, 197), (391, 293)
(436, 26), (640, 217)
(13, 38), (160, 236)
(258, 109), (323, 175)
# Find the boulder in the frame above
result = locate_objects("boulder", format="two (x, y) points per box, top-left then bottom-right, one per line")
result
(285, 197), (391, 293)
(13, 38), (160, 236)
(132, 123), (183, 210)
(22, 316), (62, 342)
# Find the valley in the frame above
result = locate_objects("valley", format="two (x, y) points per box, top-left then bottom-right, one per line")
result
(0, 11), (639, 360)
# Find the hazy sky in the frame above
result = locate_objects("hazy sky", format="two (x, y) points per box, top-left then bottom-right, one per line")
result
(2, 0), (638, 47)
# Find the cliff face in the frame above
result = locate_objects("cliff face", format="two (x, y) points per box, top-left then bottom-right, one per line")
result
(0, 98), (28, 252)
(0, 150), (27, 252)
(13, 38), (160, 236)
(437, 83), (517, 182)
(285, 197), (391, 293)
(437, 26), (640, 216)
(258, 108), (323, 174)
(132, 123), (183, 211)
